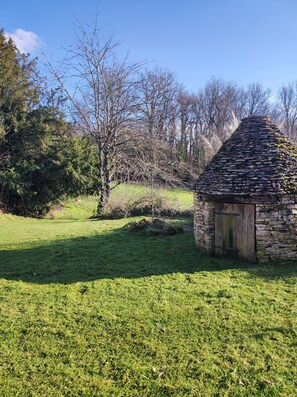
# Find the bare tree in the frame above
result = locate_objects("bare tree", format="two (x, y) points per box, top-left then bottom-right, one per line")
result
(176, 88), (197, 161)
(240, 82), (271, 117)
(118, 130), (195, 218)
(136, 67), (178, 143)
(277, 82), (297, 140)
(46, 20), (141, 214)
(195, 78), (240, 141)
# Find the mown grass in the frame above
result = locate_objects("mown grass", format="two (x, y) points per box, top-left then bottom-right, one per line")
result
(0, 206), (296, 396)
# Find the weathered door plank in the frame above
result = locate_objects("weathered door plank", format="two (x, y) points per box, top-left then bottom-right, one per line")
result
(214, 203), (255, 261)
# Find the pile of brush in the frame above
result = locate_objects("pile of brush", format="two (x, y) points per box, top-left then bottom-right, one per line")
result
(124, 218), (184, 236)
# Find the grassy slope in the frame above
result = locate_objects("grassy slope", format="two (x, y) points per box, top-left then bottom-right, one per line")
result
(48, 184), (194, 220)
(0, 206), (296, 396)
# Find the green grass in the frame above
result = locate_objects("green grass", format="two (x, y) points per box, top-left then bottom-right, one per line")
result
(0, 209), (296, 396)
(48, 196), (99, 220)
(48, 183), (194, 220)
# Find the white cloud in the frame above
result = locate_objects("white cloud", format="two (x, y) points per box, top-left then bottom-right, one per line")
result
(5, 29), (41, 53)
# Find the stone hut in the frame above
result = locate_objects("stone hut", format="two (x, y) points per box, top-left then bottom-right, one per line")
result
(193, 116), (297, 263)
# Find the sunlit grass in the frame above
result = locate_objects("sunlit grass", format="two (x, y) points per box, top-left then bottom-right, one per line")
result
(48, 183), (194, 220)
(0, 208), (296, 396)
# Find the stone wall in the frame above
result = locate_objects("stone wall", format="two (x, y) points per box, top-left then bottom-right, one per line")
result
(194, 193), (297, 262)
(193, 193), (215, 254)
(256, 196), (297, 262)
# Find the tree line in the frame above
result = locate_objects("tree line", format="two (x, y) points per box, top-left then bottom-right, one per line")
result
(1, 24), (297, 216)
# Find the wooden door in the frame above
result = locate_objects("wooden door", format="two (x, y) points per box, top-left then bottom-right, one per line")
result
(214, 203), (255, 261)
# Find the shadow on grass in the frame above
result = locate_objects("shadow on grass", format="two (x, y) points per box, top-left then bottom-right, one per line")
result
(0, 227), (296, 284)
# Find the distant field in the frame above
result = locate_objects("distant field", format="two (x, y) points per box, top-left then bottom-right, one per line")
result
(0, 201), (296, 396)
(48, 183), (194, 219)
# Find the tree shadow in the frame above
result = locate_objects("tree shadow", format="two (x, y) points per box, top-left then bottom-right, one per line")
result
(0, 227), (296, 284)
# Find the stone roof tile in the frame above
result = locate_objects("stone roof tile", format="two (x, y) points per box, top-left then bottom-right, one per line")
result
(193, 116), (297, 195)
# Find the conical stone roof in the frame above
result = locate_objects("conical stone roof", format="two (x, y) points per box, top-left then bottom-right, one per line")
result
(193, 116), (297, 195)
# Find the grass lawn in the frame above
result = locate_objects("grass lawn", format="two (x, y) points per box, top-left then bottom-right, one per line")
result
(47, 183), (194, 220)
(0, 208), (296, 395)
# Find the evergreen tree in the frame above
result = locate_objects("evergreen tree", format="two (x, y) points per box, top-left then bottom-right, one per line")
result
(0, 29), (39, 166)
(0, 29), (99, 216)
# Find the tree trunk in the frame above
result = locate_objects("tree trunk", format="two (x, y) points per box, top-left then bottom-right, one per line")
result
(96, 151), (111, 215)
(150, 172), (155, 222)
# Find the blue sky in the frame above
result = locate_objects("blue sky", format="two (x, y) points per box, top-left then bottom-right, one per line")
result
(2, 0), (297, 93)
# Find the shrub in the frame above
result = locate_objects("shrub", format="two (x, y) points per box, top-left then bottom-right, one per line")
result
(98, 187), (193, 220)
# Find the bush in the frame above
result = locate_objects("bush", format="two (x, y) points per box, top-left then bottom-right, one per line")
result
(97, 187), (193, 220)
